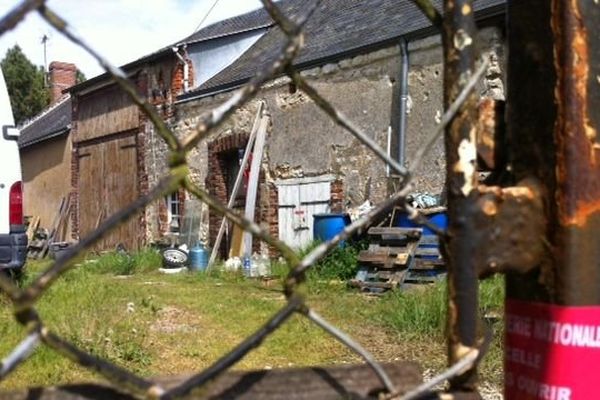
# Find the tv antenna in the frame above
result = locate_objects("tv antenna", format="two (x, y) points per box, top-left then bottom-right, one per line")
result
(41, 34), (49, 86)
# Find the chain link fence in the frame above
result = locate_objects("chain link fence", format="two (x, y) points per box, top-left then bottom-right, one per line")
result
(0, 1), (491, 398)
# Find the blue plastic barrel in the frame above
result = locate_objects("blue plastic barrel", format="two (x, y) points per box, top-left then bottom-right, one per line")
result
(189, 243), (209, 271)
(394, 211), (447, 236)
(313, 213), (352, 244)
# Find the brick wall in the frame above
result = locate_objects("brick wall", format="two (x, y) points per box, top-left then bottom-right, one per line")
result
(205, 131), (279, 258)
(143, 54), (194, 242)
(69, 50), (197, 245)
(207, 132), (248, 258)
(70, 96), (79, 240)
(135, 72), (149, 240)
(330, 179), (344, 213)
(49, 61), (76, 105)
(264, 182), (279, 256)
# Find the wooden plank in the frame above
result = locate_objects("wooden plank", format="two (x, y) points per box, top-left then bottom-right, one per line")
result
(55, 198), (72, 242)
(404, 274), (446, 284)
(277, 184), (297, 247)
(228, 225), (244, 258)
(39, 197), (66, 258)
(25, 216), (40, 243)
(78, 133), (139, 251)
(78, 142), (103, 249)
(415, 247), (441, 257)
(103, 134), (139, 251)
(75, 85), (139, 143)
(368, 227), (422, 237)
(299, 180), (331, 246)
(0, 362), (422, 400)
(411, 263), (446, 271)
(368, 228), (422, 246)
(242, 115), (269, 259)
(358, 253), (410, 267)
(366, 245), (417, 256)
(209, 102), (264, 267)
(419, 236), (440, 245)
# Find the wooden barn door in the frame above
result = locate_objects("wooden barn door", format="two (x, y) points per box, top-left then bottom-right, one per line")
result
(77, 132), (139, 251)
(276, 176), (332, 249)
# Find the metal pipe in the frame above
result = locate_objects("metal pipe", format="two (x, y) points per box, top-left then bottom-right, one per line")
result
(386, 125), (392, 177)
(398, 38), (409, 166)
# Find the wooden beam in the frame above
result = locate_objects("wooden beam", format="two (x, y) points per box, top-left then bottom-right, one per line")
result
(241, 114), (269, 261)
(207, 101), (264, 268)
(0, 362), (422, 400)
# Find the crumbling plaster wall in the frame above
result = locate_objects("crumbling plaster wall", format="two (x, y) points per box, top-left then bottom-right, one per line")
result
(165, 24), (505, 247)
(404, 25), (505, 195)
(177, 45), (401, 209)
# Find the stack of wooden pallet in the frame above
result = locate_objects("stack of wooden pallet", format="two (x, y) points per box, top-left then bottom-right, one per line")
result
(349, 227), (446, 294)
(402, 235), (446, 285)
(349, 227), (420, 293)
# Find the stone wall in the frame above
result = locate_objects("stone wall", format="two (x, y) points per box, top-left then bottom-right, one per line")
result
(162, 25), (506, 256)
(141, 53), (195, 244)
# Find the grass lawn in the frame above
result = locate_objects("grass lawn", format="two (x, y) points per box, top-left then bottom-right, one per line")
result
(0, 249), (505, 391)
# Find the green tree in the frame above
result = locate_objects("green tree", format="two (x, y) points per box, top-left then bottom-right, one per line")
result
(0, 45), (49, 125)
(76, 69), (86, 84)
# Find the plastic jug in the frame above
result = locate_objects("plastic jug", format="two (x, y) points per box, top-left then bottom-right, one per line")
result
(189, 243), (209, 272)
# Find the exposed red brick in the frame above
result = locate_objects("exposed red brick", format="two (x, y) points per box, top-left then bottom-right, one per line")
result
(49, 61), (76, 105)
(330, 180), (344, 212)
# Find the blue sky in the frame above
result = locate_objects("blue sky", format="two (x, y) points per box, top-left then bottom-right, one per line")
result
(0, 0), (265, 79)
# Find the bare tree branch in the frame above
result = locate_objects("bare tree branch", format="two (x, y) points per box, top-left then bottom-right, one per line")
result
(410, 0), (443, 28)
(0, 0), (44, 36)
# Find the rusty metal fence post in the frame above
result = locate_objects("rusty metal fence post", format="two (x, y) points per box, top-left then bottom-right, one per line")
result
(442, 0), (480, 393)
(505, 0), (600, 397)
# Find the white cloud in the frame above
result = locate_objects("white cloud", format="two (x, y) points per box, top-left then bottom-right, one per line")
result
(0, 0), (265, 79)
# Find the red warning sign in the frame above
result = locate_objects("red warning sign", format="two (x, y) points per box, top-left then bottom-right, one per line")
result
(505, 299), (600, 399)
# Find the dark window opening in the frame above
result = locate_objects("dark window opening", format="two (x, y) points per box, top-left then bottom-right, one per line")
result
(221, 147), (248, 208)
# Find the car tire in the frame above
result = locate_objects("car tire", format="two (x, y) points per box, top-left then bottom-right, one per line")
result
(161, 248), (189, 268)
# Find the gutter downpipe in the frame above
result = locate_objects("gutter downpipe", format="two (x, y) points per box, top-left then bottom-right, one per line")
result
(398, 38), (409, 166)
(172, 45), (189, 92)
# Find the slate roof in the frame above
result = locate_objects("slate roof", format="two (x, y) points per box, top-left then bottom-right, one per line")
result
(178, 7), (274, 45)
(29, 6), (281, 145)
(70, 4), (287, 94)
(182, 0), (505, 99)
(19, 96), (71, 148)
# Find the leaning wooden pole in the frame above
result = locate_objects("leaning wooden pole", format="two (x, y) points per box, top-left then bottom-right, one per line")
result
(442, 0), (480, 393)
(207, 102), (264, 268)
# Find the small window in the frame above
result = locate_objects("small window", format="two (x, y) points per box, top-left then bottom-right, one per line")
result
(166, 192), (181, 233)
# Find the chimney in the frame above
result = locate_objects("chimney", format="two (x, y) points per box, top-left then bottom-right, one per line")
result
(49, 61), (77, 105)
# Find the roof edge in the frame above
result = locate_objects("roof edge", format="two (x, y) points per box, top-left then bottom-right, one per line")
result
(178, 23), (274, 47)
(19, 94), (71, 130)
(176, 2), (506, 103)
(67, 49), (172, 94)
(19, 126), (70, 149)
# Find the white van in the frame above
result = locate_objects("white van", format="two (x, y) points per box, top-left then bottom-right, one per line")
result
(0, 69), (27, 273)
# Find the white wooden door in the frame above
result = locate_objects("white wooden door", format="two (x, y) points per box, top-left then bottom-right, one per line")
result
(277, 176), (332, 249)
